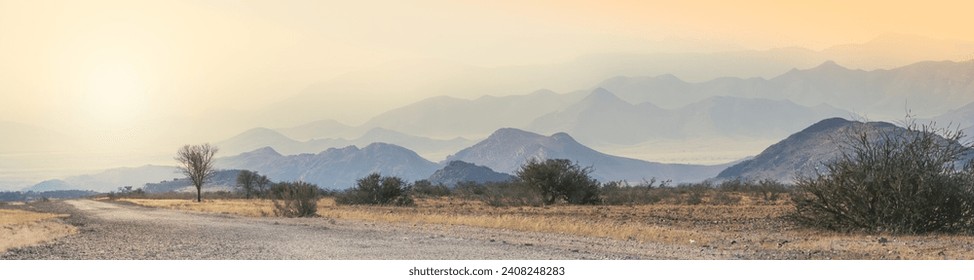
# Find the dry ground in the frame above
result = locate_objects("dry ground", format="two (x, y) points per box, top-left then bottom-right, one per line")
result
(3, 199), (661, 259)
(0, 206), (77, 252)
(120, 196), (974, 259)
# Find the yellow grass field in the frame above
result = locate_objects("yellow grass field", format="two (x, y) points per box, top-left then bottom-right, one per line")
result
(120, 197), (974, 259)
(0, 209), (76, 252)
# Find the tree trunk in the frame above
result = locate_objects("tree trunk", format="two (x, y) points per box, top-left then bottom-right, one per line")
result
(197, 185), (202, 202)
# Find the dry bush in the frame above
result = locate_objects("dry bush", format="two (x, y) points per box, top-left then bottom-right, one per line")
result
(411, 180), (451, 197)
(335, 173), (414, 206)
(481, 181), (544, 207)
(792, 121), (974, 234)
(717, 178), (790, 204)
(269, 181), (319, 217)
(454, 181), (543, 207)
(600, 179), (669, 205)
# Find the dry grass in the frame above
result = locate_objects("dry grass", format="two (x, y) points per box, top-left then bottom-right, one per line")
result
(121, 198), (280, 217)
(120, 197), (974, 259)
(0, 209), (76, 252)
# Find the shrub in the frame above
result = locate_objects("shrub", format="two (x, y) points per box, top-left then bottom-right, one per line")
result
(751, 179), (789, 203)
(336, 173), (414, 206)
(792, 121), (974, 233)
(716, 178), (790, 204)
(454, 180), (487, 197)
(482, 181), (544, 207)
(711, 191), (741, 205)
(452, 181), (543, 207)
(600, 179), (669, 205)
(683, 185), (706, 205)
(516, 158), (600, 205)
(269, 181), (319, 217)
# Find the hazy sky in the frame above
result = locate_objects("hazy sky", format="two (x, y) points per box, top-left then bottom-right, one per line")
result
(1, 0), (973, 170)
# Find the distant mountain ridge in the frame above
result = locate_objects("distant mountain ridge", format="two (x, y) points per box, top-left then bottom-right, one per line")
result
(25, 165), (179, 193)
(263, 34), (974, 126)
(217, 126), (474, 161)
(361, 90), (587, 139)
(447, 128), (728, 183)
(934, 101), (974, 130)
(598, 60), (974, 118)
(217, 143), (440, 189)
(527, 88), (851, 145)
(260, 60), (974, 166)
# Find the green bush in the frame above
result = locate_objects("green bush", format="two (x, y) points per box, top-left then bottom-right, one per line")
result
(792, 121), (974, 233)
(516, 159), (600, 205)
(336, 173), (414, 206)
(269, 181), (319, 217)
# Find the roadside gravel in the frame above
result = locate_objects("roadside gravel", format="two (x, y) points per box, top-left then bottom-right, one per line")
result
(1, 199), (728, 259)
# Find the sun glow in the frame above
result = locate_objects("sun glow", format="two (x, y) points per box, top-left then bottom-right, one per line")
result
(81, 62), (150, 128)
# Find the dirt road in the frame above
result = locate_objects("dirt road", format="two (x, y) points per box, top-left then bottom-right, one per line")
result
(2, 200), (711, 259)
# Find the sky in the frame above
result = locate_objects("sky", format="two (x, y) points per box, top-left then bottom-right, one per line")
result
(2, 0), (974, 181)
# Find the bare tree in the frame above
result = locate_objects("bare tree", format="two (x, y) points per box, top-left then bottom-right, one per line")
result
(236, 170), (272, 199)
(175, 143), (219, 202)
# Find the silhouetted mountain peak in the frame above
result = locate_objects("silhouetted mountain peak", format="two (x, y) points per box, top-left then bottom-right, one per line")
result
(448, 128), (725, 183)
(550, 132), (577, 142)
(582, 87), (626, 103)
(717, 117), (932, 182)
(817, 60), (841, 68)
(487, 127), (544, 141)
(800, 117), (854, 134)
(243, 146), (282, 157)
(653, 73), (683, 82)
(362, 142), (413, 152)
(428, 160), (514, 186)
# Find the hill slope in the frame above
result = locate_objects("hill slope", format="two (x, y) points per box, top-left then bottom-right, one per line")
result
(427, 161), (514, 187)
(717, 118), (974, 182)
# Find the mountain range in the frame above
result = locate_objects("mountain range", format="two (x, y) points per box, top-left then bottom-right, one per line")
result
(261, 34), (974, 125)
(24, 165), (179, 193)
(19, 115), (974, 193)
(717, 118), (974, 182)
(266, 60), (972, 153)
(9, 41), (974, 192)
(526, 88), (850, 145)
(218, 127), (731, 189)
(359, 89), (586, 139)
(597, 60), (974, 118)
(934, 101), (974, 131)
(447, 128), (729, 183)
(216, 127), (474, 160)
(216, 143), (440, 189)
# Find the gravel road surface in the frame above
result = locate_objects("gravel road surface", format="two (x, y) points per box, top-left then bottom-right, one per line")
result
(1, 200), (724, 259)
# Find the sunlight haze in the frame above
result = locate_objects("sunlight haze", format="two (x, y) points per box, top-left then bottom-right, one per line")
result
(2, 0), (974, 189)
